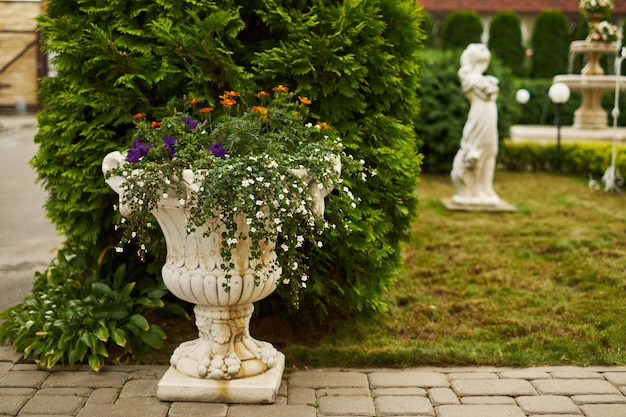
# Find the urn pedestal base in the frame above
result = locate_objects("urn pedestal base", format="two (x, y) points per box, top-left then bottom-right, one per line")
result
(157, 352), (285, 403)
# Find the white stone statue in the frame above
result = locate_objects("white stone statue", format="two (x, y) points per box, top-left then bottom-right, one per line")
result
(451, 43), (500, 206)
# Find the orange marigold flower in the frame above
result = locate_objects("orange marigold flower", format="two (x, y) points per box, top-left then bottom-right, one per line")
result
(316, 122), (330, 130)
(222, 90), (240, 98)
(272, 85), (289, 93)
(150, 121), (161, 129)
(220, 98), (237, 107)
(133, 112), (146, 119)
(256, 90), (270, 98)
(252, 105), (268, 116)
(188, 98), (201, 105)
(199, 107), (214, 113)
(298, 96), (311, 105)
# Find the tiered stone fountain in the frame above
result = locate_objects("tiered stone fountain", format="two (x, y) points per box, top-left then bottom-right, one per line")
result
(553, 6), (625, 130)
(554, 41), (625, 129)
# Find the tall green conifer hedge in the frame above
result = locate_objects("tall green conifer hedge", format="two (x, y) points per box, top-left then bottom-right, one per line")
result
(33, 0), (424, 321)
(439, 10), (483, 50)
(530, 10), (570, 79)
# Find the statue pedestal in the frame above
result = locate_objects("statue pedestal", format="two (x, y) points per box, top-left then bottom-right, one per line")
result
(157, 352), (285, 403)
(441, 198), (517, 213)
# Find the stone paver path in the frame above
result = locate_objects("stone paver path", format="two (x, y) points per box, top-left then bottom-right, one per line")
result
(1, 346), (626, 417)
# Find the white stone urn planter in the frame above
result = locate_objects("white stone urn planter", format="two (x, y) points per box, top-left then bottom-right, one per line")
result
(102, 151), (337, 403)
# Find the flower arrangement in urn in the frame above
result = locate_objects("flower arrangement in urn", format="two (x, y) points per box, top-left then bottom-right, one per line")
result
(580, 0), (613, 15)
(588, 20), (619, 42)
(103, 87), (359, 305)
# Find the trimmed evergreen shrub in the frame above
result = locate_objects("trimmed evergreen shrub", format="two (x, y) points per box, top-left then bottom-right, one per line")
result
(529, 10), (570, 79)
(420, 10), (436, 48)
(440, 10), (483, 50)
(488, 11), (526, 77)
(500, 141), (626, 179)
(31, 0), (424, 327)
(415, 49), (516, 173)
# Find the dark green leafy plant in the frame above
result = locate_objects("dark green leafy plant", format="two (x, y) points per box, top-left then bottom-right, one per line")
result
(0, 248), (169, 371)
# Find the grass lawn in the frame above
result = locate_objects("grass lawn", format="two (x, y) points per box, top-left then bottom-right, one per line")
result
(279, 171), (626, 368)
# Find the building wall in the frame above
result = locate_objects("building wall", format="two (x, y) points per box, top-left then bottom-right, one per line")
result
(0, 0), (44, 111)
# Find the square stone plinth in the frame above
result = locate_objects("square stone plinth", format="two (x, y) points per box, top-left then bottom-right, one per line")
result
(157, 353), (284, 404)
(441, 198), (517, 212)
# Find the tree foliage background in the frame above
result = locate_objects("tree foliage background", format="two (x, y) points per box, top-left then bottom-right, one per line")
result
(32, 0), (424, 323)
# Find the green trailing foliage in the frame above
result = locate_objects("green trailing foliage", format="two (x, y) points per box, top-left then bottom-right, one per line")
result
(0, 247), (175, 371)
(27, 0), (423, 343)
(530, 10), (570, 79)
(439, 10), (483, 51)
(488, 11), (526, 78)
(415, 49), (516, 173)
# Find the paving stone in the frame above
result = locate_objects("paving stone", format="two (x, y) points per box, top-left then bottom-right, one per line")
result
(579, 404), (626, 417)
(119, 378), (158, 397)
(228, 404), (317, 417)
(317, 387), (370, 397)
(115, 396), (165, 406)
(435, 404), (526, 417)
(461, 396), (517, 405)
(0, 362), (12, 378)
(20, 394), (86, 415)
(318, 395), (375, 416)
(369, 370), (448, 388)
(375, 395), (434, 415)
(76, 403), (169, 417)
(0, 344), (22, 362)
(168, 401), (228, 416)
(447, 372), (497, 379)
(288, 387), (316, 405)
(12, 363), (47, 370)
(571, 394), (626, 404)
(372, 387), (427, 396)
(515, 395), (581, 415)
(0, 370), (48, 388)
(451, 379), (536, 396)
(533, 378), (621, 395)
(0, 393), (29, 415)
(526, 415), (582, 417)
(499, 369), (551, 380)
(603, 372), (626, 386)
(129, 367), (169, 380)
(0, 387), (36, 395)
(550, 370), (603, 379)
(42, 370), (129, 388)
(428, 387), (459, 405)
(289, 370), (368, 389)
(85, 387), (120, 405)
(36, 387), (92, 396)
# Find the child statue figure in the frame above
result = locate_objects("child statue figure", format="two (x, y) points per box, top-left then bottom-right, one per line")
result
(451, 43), (500, 206)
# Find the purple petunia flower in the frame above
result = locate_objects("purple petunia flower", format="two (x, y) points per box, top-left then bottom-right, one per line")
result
(127, 138), (154, 163)
(208, 141), (226, 158)
(162, 135), (177, 157)
(181, 117), (199, 130)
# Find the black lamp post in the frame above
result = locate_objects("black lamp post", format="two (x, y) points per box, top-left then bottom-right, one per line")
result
(515, 89), (530, 124)
(548, 82), (571, 172)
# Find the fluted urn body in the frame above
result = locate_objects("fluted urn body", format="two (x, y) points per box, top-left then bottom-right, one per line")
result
(153, 194), (281, 380)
